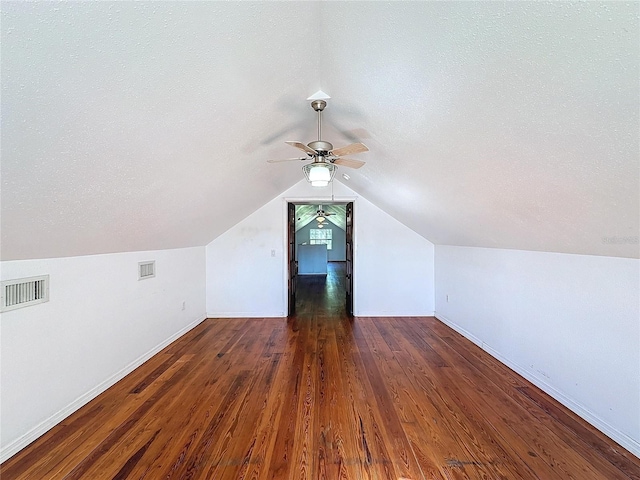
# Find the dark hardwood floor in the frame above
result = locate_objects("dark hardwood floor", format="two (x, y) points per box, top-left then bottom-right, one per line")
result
(2, 263), (639, 479)
(294, 261), (347, 317)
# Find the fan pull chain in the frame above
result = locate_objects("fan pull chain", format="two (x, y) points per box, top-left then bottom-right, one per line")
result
(331, 175), (335, 201)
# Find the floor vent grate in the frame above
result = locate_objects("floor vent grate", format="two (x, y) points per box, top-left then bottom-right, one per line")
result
(1, 275), (50, 312)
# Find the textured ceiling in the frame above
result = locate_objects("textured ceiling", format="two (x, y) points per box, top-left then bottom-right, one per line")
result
(295, 204), (346, 232)
(1, 1), (638, 260)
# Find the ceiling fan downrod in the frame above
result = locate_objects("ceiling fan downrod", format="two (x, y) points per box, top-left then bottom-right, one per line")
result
(311, 99), (326, 141)
(309, 99), (332, 153)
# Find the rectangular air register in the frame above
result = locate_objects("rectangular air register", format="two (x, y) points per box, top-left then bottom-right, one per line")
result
(1, 275), (50, 312)
(138, 261), (155, 280)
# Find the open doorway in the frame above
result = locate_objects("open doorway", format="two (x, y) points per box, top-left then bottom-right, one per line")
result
(287, 202), (353, 317)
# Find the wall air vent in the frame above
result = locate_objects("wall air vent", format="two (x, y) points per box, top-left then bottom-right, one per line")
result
(1, 275), (50, 312)
(138, 261), (155, 280)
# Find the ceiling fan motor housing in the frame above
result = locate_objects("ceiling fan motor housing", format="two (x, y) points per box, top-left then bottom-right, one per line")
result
(308, 140), (333, 153)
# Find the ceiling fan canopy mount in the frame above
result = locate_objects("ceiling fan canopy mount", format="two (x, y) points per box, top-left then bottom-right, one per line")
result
(310, 99), (327, 112)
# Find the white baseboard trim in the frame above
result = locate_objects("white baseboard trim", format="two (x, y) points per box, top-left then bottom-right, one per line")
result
(353, 311), (436, 317)
(0, 314), (207, 463)
(434, 313), (640, 459)
(435, 313), (484, 347)
(206, 312), (285, 318)
(206, 312), (438, 319)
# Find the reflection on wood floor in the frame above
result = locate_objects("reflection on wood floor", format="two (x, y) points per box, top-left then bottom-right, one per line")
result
(2, 262), (639, 479)
(294, 261), (346, 317)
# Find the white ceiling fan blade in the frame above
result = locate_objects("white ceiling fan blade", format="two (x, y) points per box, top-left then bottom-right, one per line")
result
(333, 157), (366, 169)
(267, 157), (307, 163)
(331, 142), (368, 157)
(285, 141), (317, 155)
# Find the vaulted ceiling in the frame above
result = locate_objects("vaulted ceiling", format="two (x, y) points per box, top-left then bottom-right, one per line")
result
(2, 1), (638, 261)
(295, 205), (346, 232)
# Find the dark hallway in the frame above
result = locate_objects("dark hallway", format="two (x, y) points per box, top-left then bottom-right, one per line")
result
(293, 262), (346, 317)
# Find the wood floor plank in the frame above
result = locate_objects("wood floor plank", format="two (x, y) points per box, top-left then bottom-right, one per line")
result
(206, 323), (287, 479)
(329, 316), (379, 480)
(350, 321), (429, 479)
(395, 318), (560, 478)
(417, 318), (638, 480)
(117, 352), (233, 478)
(372, 320), (536, 478)
(357, 319), (452, 479)
(265, 317), (309, 479)
(2, 265), (638, 479)
(401, 317), (633, 480)
(375, 320), (507, 480)
(307, 315), (366, 479)
(163, 320), (277, 479)
(516, 385), (640, 480)
(27, 353), (195, 480)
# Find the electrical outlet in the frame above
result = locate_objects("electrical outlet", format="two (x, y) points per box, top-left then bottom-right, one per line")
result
(271, 249), (276, 257)
(182, 301), (186, 311)
(446, 294), (450, 302)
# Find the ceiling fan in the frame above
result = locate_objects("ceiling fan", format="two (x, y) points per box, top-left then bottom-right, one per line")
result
(268, 99), (368, 186)
(315, 205), (335, 224)
(316, 205), (335, 217)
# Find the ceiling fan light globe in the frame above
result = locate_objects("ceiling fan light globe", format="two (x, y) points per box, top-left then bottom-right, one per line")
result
(309, 165), (331, 182)
(303, 163), (336, 187)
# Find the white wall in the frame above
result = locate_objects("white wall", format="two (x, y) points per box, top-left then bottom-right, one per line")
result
(434, 245), (640, 456)
(206, 180), (435, 317)
(206, 197), (286, 317)
(354, 195), (435, 316)
(0, 246), (206, 462)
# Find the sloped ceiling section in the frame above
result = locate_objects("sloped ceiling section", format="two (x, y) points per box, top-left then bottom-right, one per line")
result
(295, 204), (346, 232)
(1, 2), (638, 260)
(1, 1), (322, 260)
(320, 2), (639, 259)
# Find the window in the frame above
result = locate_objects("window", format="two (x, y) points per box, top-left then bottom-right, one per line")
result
(310, 228), (332, 250)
